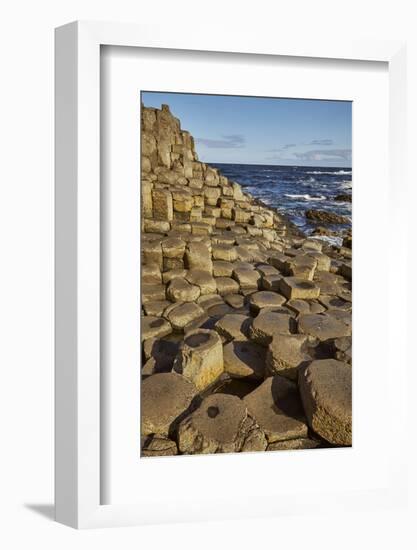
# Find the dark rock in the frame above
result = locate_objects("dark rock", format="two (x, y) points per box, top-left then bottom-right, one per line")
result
(306, 209), (350, 225)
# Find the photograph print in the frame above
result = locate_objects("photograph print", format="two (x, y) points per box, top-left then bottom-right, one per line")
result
(140, 92), (352, 457)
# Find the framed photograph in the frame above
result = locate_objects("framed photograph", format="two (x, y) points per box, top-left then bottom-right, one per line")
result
(55, 21), (407, 528)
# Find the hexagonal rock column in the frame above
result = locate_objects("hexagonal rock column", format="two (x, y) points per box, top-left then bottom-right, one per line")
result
(173, 329), (224, 391)
(177, 393), (266, 454)
(164, 302), (205, 332)
(279, 276), (320, 300)
(151, 188), (173, 221)
(248, 310), (292, 346)
(232, 267), (261, 290)
(141, 316), (172, 342)
(288, 255), (318, 280)
(215, 313), (252, 342)
(223, 341), (266, 380)
(243, 376), (308, 443)
(297, 313), (351, 341)
(185, 269), (216, 295)
(266, 333), (311, 381)
(298, 359), (352, 445)
(167, 277), (201, 302)
(141, 373), (197, 436)
(185, 242), (213, 273)
(248, 291), (287, 315)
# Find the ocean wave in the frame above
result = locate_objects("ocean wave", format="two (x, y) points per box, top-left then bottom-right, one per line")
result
(309, 235), (343, 247)
(339, 181), (352, 190)
(306, 170), (352, 176)
(284, 193), (326, 201)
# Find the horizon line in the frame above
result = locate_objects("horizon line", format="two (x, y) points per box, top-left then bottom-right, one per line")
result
(209, 161), (352, 169)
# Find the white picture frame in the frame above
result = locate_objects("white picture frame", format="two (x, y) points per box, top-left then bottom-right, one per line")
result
(55, 20), (407, 529)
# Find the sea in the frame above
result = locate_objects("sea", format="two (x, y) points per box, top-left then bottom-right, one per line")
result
(212, 163), (352, 239)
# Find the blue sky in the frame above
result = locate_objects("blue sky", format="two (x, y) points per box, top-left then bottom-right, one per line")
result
(142, 92), (352, 168)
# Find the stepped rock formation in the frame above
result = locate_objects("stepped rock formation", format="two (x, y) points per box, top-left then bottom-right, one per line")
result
(140, 103), (352, 456)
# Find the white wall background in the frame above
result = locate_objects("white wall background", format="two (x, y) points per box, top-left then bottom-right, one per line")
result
(0, 0), (415, 547)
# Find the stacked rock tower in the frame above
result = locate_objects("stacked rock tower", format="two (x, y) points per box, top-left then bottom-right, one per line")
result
(141, 103), (352, 457)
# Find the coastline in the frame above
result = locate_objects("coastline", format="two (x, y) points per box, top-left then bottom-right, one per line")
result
(140, 104), (352, 457)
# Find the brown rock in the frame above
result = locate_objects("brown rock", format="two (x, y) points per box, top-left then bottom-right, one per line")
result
(266, 333), (311, 380)
(141, 372), (197, 436)
(173, 329), (224, 390)
(141, 316), (172, 341)
(223, 341), (266, 380)
(306, 209), (350, 225)
(164, 302), (205, 331)
(297, 313), (351, 341)
(298, 359), (352, 445)
(244, 376), (308, 443)
(141, 434), (178, 457)
(249, 310), (292, 346)
(167, 277), (201, 302)
(248, 291), (286, 315)
(279, 277), (320, 300)
(215, 314), (251, 342)
(177, 393), (257, 454)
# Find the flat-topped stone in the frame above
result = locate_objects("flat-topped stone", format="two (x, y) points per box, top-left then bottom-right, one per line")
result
(212, 260), (234, 277)
(223, 293), (245, 309)
(167, 277), (200, 302)
(185, 242), (213, 272)
(223, 341), (266, 380)
(297, 313), (351, 341)
(142, 283), (166, 303)
(248, 291), (286, 315)
(142, 300), (171, 317)
(164, 302), (205, 331)
(244, 376), (308, 443)
(173, 329), (224, 390)
(299, 359), (352, 445)
(161, 237), (186, 259)
(216, 276), (240, 295)
(142, 337), (180, 374)
(142, 262), (162, 284)
(279, 277), (320, 300)
(232, 267), (261, 289)
(185, 269), (216, 295)
(249, 310), (292, 346)
(141, 316), (172, 341)
(288, 254), (317, 280)
(197, 293), (224, 310)
(212, 244), (238, 262)
(177, 393), (257, 454)
(267, 333), (311, 380)
(162, 269), (188, 284)
(141, 372), (197, 436)
(215, 314), (251, 342)
(261, 273), (283, 291)
(318, 295), (351, 311)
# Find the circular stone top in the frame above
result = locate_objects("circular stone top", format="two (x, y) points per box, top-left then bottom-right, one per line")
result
(183, 328), (221, 351)
(141, 372), (197, 436)
(186, 393), (248, 444)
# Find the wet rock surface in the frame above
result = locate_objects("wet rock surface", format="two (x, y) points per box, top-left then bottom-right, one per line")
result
(140, 104), (352, 456)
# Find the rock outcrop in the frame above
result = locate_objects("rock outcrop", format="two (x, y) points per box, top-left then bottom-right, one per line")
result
(140, 104), (352, 456)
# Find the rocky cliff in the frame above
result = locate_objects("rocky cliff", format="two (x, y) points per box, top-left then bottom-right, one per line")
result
(140, 103), (352, 457)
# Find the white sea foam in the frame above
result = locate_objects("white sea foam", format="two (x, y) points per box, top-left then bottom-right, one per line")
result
(339, 181), (352, 190)
(306, 170), (352, 176)
(284, 193), (326, 201)
(309, 235), (343, 247)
